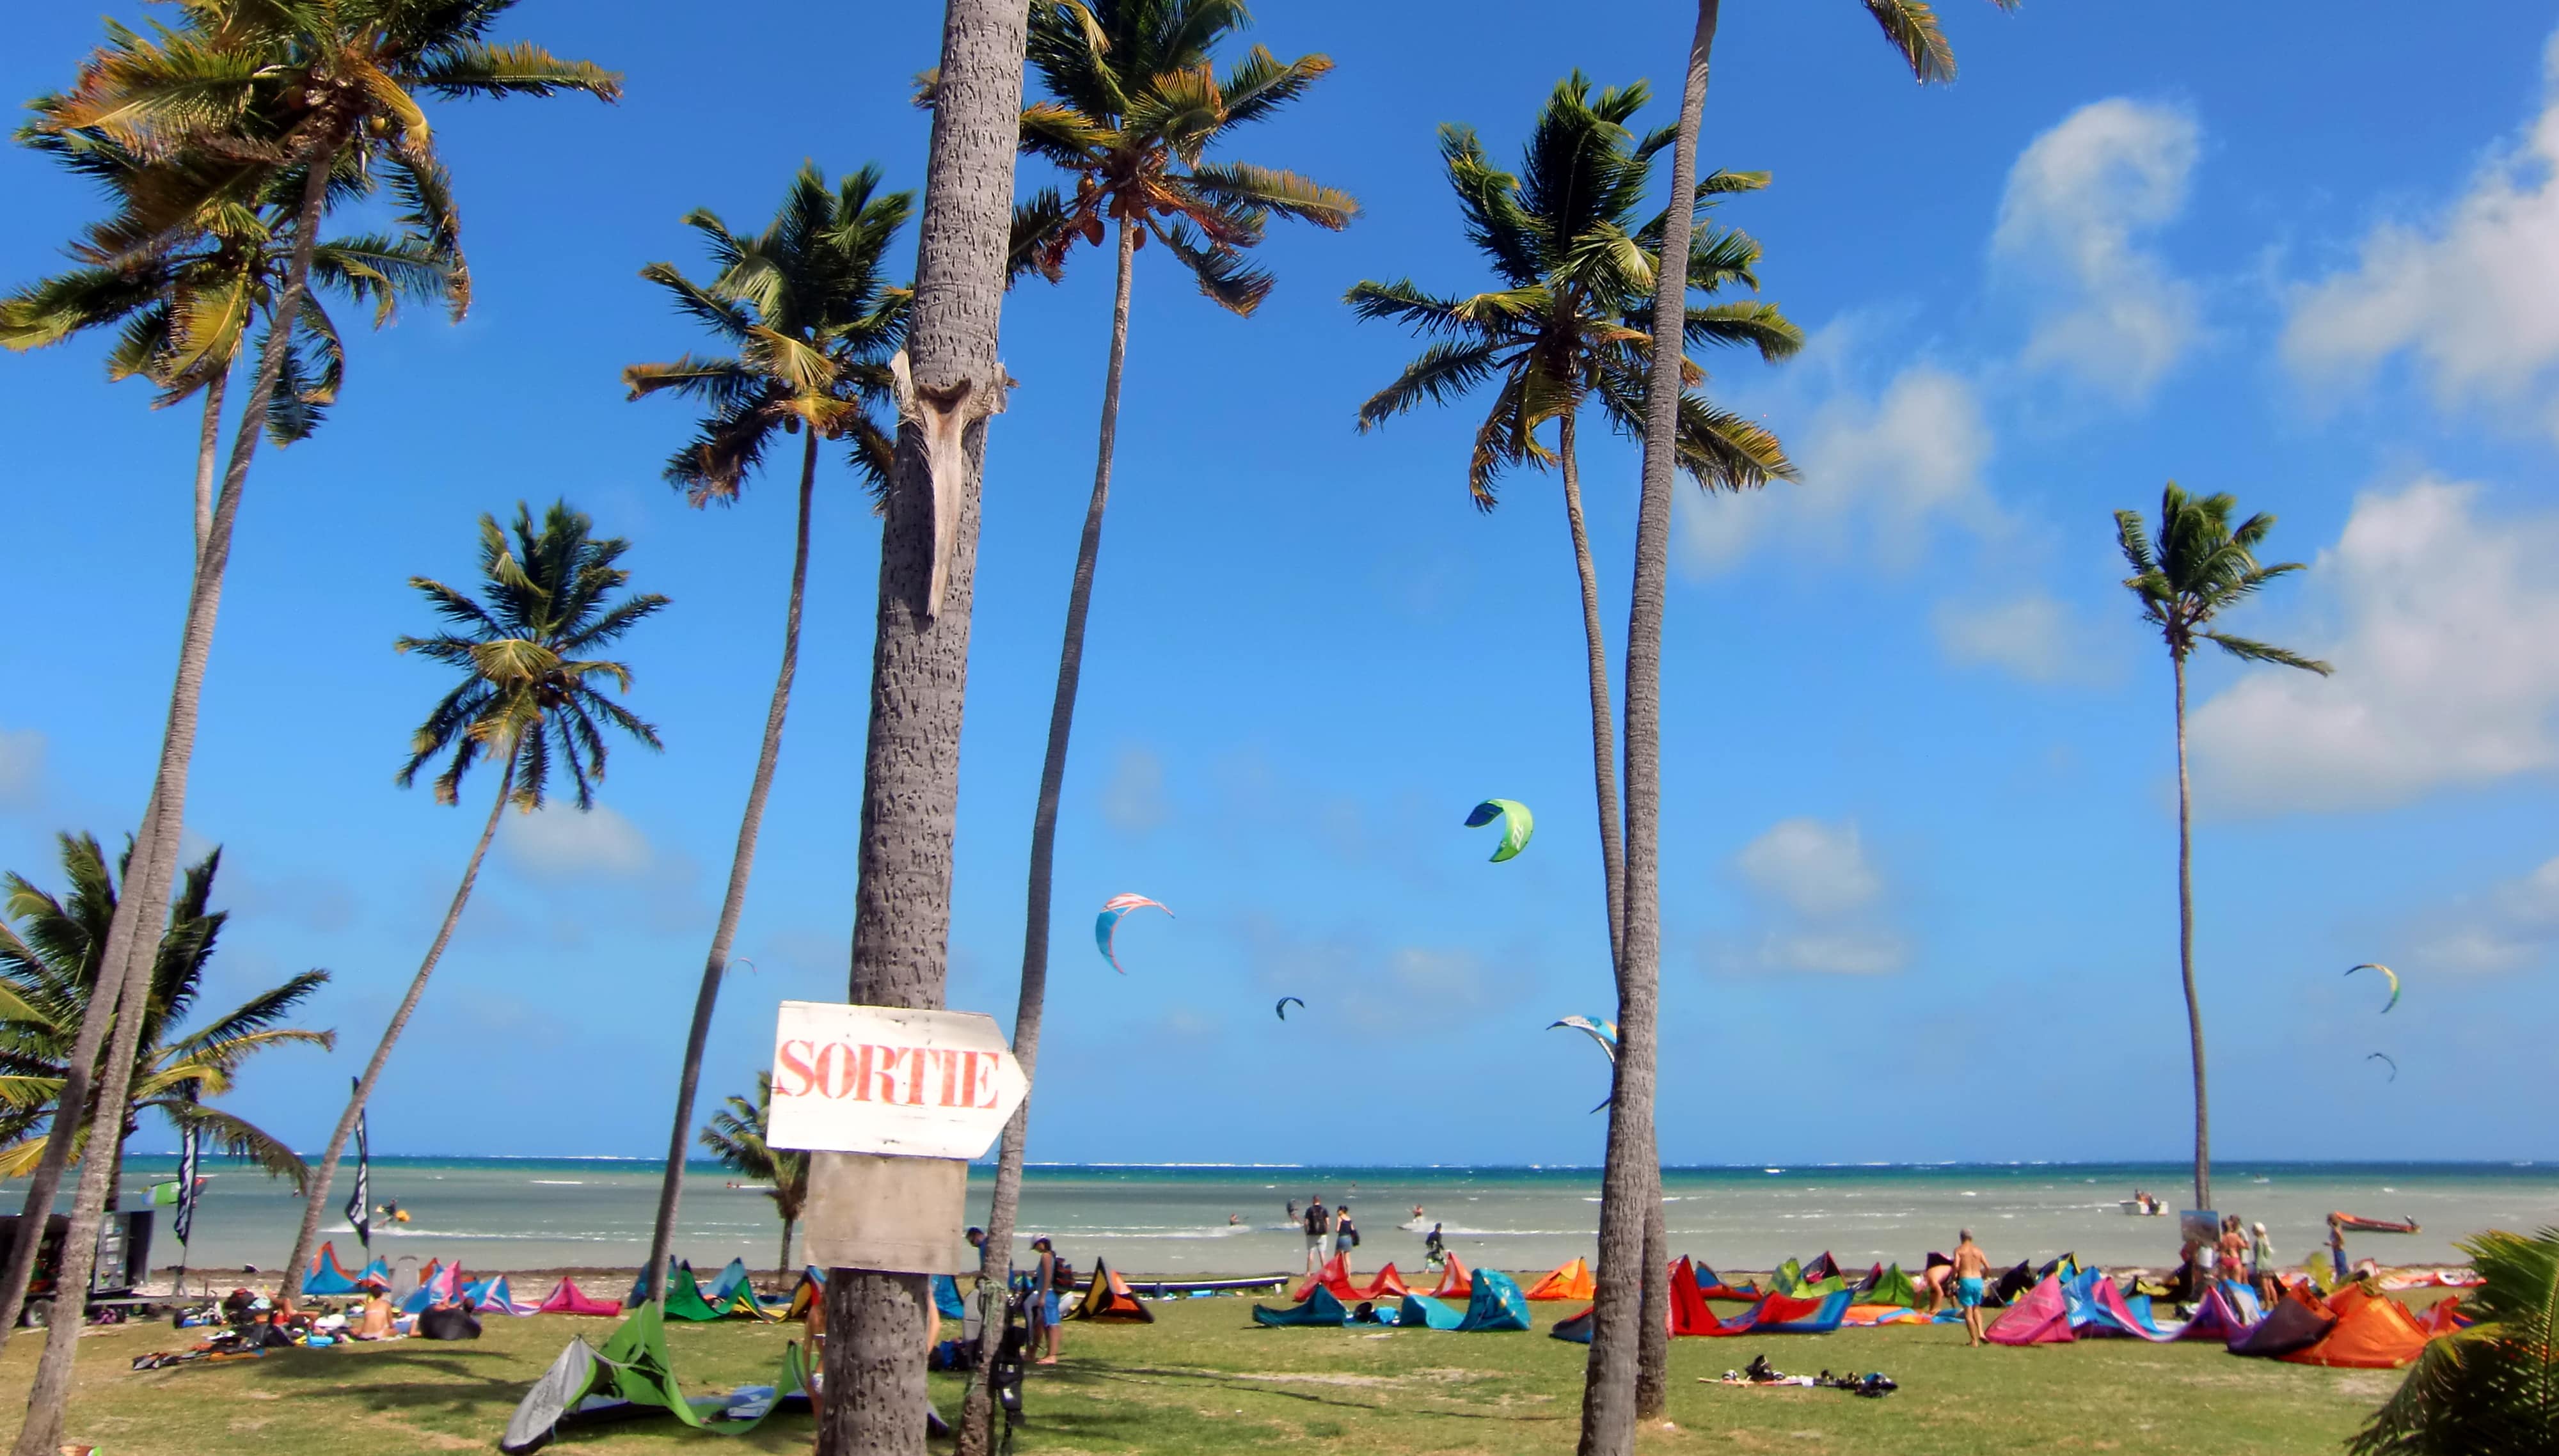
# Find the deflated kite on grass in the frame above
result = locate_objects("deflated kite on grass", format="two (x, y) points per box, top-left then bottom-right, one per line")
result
(2347, 963), (2400, 1013)
(1095, 894), (1171, 974)
(1466, 798), (1533, 862)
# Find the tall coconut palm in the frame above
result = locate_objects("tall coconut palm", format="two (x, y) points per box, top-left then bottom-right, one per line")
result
(1347, 70), (1798, 1411)
(698, 1073), (809, 1283)
(0, 835), (332, 1205)
(2113, 484), (2328, 1213)
(4, 16), (612, 1407)
(958, 8), (1353, 1445)
(1, 125), (456, 560)
(622, 163), (911, 1307)
(1585, 3), (2016, 1446)
(818, 0), (1029, 1450)
(278, 501), (666, 1304)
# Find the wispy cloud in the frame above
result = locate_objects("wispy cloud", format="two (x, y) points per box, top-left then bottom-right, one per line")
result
(1713, 816), (1908, 975)
(0, 727), (44, 812)
(2191, 477), (2559, 814)
(2284, 31), (2559, 440)
(1993, 97), (2205, 399)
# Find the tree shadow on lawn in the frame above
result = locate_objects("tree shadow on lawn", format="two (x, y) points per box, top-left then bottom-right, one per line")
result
(251, 1341), (527, 1416)
(1048, 1363), (1566, 1428)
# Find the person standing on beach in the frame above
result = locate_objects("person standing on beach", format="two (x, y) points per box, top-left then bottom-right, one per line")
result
(1333, 1205), (1359, 1278)
(2249, 1222), (2279, 1306)
(1302, 1198), (1330, 1275)
(2327, 1214), (2349, 1283)
(1951, 1230), (1992, 1347)
(1030, 1237), (1064, 1366)
(1425, 1223), (1446, 1269)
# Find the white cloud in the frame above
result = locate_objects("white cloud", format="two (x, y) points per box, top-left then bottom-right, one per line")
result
(1993, 97), (2203, 397)
(1931, 593), (2116, 684)
(2191, 478), (2559, 813)
(1738, 818), (1882, 917)
(1680, 355), (1997, 574)
(0, 729), (42, 810)
(2285, 33), (2559, 438)
(502, 802), (656, 880)
(1100, 746), (1168, 835)
(1721, 817), (1906, 974)
(2411, 855), (2559, 973)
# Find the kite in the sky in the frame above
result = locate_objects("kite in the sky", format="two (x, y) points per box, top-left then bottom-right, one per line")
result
(2366, 1051), (2398, 1082)
(1275, 997), (1305, 1022)
(2347, 963), (2401, 1013)
(1466, 798), (1534, 862)
(1094, 893), (1171, 974)
(1549, 1015), (1619, 1113)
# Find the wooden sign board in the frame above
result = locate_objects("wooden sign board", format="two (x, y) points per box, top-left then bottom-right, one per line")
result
(766, 1001), (1028, 1160)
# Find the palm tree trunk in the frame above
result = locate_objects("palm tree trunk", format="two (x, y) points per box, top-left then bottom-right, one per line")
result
(818, 3), (1024, 1453)
(12, 146), (338, 1456)
(2175, 653), (2208, 1212)
(1579, 5), (1715, 1454)
(279, 758), (516, 1302)
(640, 427), (821, 1303)
(0, 347), (233, 1350)
(1556, 413), (1668, 1416)
(193, 370), (227, 566)
(780, 1215), (796, 1286)
(957, 214), (1137, 1456)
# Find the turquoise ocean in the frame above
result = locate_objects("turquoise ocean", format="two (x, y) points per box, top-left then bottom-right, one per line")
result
(60, 1159), (2559, 1281)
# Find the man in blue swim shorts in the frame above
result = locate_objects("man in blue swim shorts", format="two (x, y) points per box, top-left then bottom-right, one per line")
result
(1952, 1229), (1991, 1347)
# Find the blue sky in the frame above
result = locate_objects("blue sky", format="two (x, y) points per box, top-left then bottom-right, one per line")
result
(4, 1), (2558, 1170)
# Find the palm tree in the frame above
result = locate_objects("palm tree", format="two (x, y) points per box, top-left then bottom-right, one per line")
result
(1586, 3), (2016, 1445)
(1, 125), (457, 561)
(277, 500), (666, 1302)
(6, 13), (615, 1423)
(820, 0), (1029, 1450)
(1347, 71), (1798, 1417)
(2113, 484), (2329, 1212)
(959, 8), (1352, 1444)
(0, 835), (332, 1201)
(698, 1073), (810, 1283)
(2351, 1226), (2559, 1453)
(622, 164), (911, 1308)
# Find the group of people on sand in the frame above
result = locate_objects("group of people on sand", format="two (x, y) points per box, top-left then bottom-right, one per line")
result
(1288, 1195), (1361, 1275)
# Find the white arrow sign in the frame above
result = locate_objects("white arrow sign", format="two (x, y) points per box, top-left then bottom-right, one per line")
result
(766, 1002), (1028, 1160)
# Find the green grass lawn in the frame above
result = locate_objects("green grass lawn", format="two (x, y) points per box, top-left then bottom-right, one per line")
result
(0, 1293), (2398, 1454)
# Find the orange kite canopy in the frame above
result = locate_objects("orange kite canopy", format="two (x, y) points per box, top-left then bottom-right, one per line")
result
(1426, 1254), (1473, 1301)
(2281, 1285), (2431, 1369)
(1524, 1257), (1597, 1301)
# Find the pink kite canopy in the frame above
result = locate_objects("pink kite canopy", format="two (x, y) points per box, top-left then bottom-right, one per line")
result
(1095, 893), (1171, 974)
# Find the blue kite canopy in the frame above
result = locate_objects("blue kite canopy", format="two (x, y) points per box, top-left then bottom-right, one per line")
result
(1454, 1269), (1532, 1332)
(1253, 1286), (1351, 1327)
(1395, 1292), (1465, 1331)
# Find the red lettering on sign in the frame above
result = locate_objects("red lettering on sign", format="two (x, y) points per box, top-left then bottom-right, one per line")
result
(869, 1045), (905, 1104)
(775, 1040), (816, 1098)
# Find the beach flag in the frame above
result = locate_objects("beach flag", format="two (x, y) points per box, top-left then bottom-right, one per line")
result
(171, 1121), (201, 1244)
(345, 1077), (372, 1250)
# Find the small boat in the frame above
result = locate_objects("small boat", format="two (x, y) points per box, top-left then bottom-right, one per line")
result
(2333, 1212), (2421, 1235)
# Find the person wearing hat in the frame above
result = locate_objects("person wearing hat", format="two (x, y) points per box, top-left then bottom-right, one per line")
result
(2249, 1221), (2280, 1306)
(1031, 1236), (1064, 1365)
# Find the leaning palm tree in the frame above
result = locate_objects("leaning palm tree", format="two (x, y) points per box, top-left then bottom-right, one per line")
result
(822, 0), (1030, 1448)
(2114, 484), (2329, 1213)
(1586, 3), (2018, 1444)
(622, 162), (911, 1306)
(959, 8), (1353, 1443)
(1348, 72), (1798, 1414)
(2350, 1226), (2559, 1454)
(278, 500), (666, 1303)
(0, 835), (331, 1201)
(699, 1073), (810, 1283)
(1, 125), (456, 560)
(6, 13), (616, 1420)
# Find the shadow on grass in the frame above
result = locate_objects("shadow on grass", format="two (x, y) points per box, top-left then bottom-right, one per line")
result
(1047, 1363), (1566, 1425)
